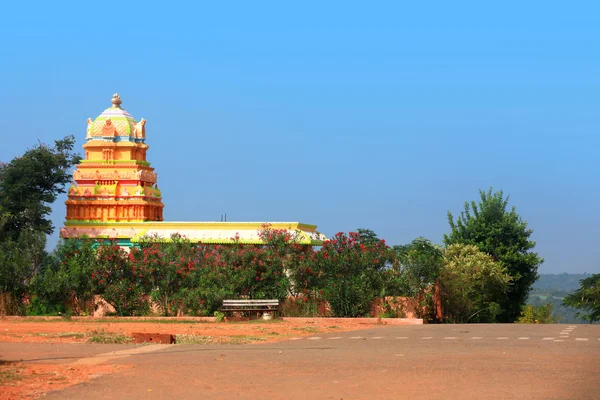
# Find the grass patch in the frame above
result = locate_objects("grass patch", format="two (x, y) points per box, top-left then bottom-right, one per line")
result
(57, 332), (86, 338)
(228, 335), (267, 344)
(0, 364), (22, 386)
(291, 326), (319, 333)
(87, 329), (131, 344)
(33, 332), (86, 339)
(175, 334), (215, 345)
(228, 319), (284, 325)
(327, 326), (341, 329)
(175, 334), (270, 345)
(83, 318), (212, 325)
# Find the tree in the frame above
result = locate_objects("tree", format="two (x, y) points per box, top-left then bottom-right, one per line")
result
(563, 274), (600, 323)
(441, 244), (512, 323)
(357, 228), (381, 245)
(393, 237), (444, 321)
(33, 238), (98, 315)
(444, 188), (543, 322)
(0, 230), (47, 315)
(311, 231), (392, 317)
(0, 135), (80, 238)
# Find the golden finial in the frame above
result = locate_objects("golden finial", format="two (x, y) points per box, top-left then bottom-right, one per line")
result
(111, 93), (122, 108)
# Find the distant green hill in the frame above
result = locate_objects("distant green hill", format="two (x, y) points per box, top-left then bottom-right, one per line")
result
(527, 273), (592, 323)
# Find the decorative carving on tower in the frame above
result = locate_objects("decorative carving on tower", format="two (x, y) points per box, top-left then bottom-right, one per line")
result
(64, 94), (165, 225)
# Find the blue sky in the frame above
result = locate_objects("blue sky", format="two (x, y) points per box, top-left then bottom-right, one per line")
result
(0, 1), (598, 273)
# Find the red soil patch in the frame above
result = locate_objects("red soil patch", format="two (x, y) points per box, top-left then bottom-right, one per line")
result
(0, 317), (390, 399)
(0, 362), (125, 400)
(0, 317), (382, 344)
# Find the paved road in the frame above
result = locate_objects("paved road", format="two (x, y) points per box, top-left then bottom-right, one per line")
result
(3, 324), (600, 399)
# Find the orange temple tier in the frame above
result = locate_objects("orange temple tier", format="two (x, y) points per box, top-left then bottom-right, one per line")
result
(61, 94), (325, 246)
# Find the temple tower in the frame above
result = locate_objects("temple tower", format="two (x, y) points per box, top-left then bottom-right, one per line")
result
(65, 94), (164, 223)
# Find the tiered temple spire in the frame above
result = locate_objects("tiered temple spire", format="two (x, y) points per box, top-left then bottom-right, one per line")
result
(65, 94), (164, 223)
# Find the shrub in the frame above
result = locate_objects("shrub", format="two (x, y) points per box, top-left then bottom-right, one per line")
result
(93, 241), (150, 316)
(517, 303), (557, 324)
(309, 232), (392, 317)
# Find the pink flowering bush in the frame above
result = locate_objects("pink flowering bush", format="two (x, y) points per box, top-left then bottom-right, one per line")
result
(92, 240), (151, 316)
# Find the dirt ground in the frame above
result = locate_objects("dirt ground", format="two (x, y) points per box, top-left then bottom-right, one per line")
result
(0, 317), (378, 344)
(0, 317), (382, 399)
(0, 363), (125, 400)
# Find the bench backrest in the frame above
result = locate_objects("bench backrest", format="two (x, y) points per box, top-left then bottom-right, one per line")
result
(222, 299), (279, 306)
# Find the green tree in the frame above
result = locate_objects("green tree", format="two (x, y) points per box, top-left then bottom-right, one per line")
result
(357, 228), (381, 245)
(444, 188), (543, 322)
(0, 136), (80, 314)
(0, 135), (80, 238)
(392, 237), (443, 320)
(563, 274), (600, 323)
(0, 230), (47, 315)
(33, 238), (98, 315)
(441, 244), (512, 323)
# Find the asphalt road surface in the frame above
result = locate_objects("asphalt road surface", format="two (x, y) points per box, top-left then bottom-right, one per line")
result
(3, 324), (600, 399)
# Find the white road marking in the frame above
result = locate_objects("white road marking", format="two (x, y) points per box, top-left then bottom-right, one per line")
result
(496, 337), (508, 340)
(328, 337), (342, 340)
(471, 337), (483, 340)
(518, 337), (529, 340)
(350, 336), (363, 340)
(575, 338), (588, 341)
(371, 337), (384, 339)
(421, 337), (432, 340)
(443, 337), (457, 340)
(559, 331), (570, 335)
(542, 337), (554, 340)
(308, 337), (322, 340)
(395, 337), (409, 340)
(554, 340), (564, 342)
(290, 337), (303, 340)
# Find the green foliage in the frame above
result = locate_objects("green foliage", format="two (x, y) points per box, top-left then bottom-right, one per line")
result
(32, 238), (98, 315)
(392, 237), (443, 320)
(280, 297), (321, 317)
(92, 242), (150, 316)
(517, 303), (557, 324)
(0, 136), (80, 238)
(214, 311), (225, 322)
(0, 136), (80, 314)
(526, 274), (590, 324)
(308, 231), (392, 317)
(444, 188), (543, 322)
(563, 274), (600, 322)
(0, 230), (46, 315)
(441, 244), (512, 323)
(26, 294), (66, 316)
(136, 234), (198, 316)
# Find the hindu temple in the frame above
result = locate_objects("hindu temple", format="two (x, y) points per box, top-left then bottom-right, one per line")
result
(60, 94), (326, 246)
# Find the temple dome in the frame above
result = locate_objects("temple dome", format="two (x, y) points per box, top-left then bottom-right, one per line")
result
(87, 94), (144, 140)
